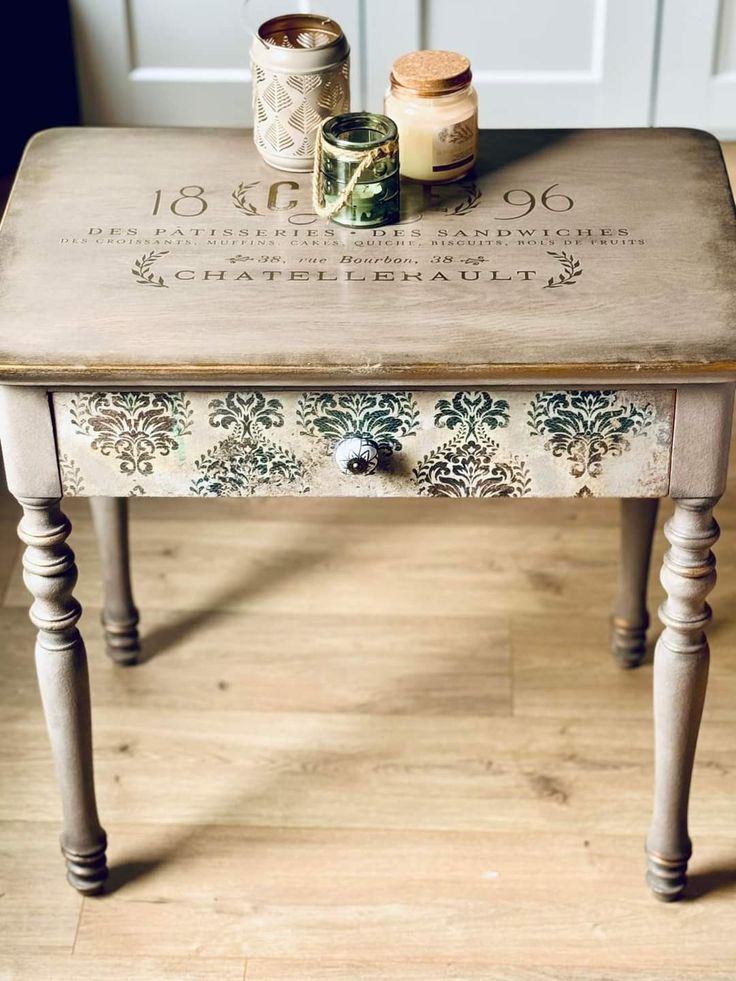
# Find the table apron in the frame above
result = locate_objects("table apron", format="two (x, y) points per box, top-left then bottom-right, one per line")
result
(49, 387), (675, 500)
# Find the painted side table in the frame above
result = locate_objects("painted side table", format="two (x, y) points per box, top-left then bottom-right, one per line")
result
(1, 127), (734, 902)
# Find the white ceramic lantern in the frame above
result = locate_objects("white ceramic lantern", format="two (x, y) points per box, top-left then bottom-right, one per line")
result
(250, 14), (350, 172)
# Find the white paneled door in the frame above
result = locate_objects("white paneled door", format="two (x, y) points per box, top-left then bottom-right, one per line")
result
(69, 0), (363, 126)
(365, 0), (660, 127)
(71, 0), (661, 129)
(656, 0), (736, 139)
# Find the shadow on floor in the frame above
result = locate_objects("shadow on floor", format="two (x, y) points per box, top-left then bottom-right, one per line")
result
(105, 858), (165, 894)
(686, 861), (736, 899)
(132, 497), (363, 663)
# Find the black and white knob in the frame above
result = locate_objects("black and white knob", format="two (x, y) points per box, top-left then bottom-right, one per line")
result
(334, 436), (379, 475)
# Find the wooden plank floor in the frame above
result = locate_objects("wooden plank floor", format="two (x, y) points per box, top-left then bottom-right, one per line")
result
(1, 149), (736, 980)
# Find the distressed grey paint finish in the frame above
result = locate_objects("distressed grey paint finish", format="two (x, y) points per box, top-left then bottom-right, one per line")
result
(646, 497), (720, 901)
(18, 496), (108, 893)
(1, 129), (735, 387)
(89, 497), (141, 665)
(1, 125), (735, 904)
(611, 498), (659, 668)
(0, 387), (61, 499)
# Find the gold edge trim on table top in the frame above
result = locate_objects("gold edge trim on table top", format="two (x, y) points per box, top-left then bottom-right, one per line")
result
(0, 360), (734, 385)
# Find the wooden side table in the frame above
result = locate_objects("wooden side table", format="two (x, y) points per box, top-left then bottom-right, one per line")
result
(1, 127), (734, 901)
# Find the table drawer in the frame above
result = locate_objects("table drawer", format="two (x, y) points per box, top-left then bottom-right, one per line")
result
(52, 389), (674, 499)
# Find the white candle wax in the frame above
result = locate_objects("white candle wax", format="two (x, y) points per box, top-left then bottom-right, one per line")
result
(384, 50), (478, 183)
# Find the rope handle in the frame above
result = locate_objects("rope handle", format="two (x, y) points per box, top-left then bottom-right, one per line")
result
(312, 121), (398, 219)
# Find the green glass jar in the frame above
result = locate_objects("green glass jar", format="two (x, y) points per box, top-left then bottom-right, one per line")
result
(317, 113), (399, 228)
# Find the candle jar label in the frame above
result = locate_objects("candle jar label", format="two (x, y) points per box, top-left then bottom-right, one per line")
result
(433, 111), (478, 175)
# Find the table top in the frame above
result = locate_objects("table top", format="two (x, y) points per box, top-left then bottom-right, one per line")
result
(0, 126), (734, 387)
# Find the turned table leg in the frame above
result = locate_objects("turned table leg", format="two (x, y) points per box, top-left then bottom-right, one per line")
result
(18, 496), (108, 894)
(646, 497), (718, 901)
(90, 497), (140, 665)
(611, 498), (659, 668)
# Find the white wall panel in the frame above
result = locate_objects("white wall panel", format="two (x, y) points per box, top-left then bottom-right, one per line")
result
(717, 0), (736, 72)
(70, 0), (363, 126)
(73, 0), (736, 133)
(656, 0), (736, 138)
(426, 0), (598, 73)
(365, 0), (659, 128)
(128, 0), (247, 69)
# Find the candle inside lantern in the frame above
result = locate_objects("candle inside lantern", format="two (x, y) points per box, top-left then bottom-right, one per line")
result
(315, 113), (400, 228)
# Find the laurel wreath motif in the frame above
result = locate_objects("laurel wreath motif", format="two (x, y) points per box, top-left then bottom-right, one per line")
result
(444, 182), (482, 216)
(544, 250), (582, 289)
(132, 250), (169, 288)
(231, 181), (262, 215)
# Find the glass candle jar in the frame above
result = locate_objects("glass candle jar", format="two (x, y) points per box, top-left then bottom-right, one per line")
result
(384, 50), (477, 183)
(315, 112), (400, 228)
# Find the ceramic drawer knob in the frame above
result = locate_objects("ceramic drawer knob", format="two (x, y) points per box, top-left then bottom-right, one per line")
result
(334, 436), (379, 475)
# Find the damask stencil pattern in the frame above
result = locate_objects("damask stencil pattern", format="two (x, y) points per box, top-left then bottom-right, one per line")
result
(68, 392), (193, 476)
(53, 389), (674, 499)
(191, 392), (306, 497)
(58, 454), (85, 495)
(296, 392), (421, 464)
(528, 390), (655, 478)
(414, 393), (530, 497)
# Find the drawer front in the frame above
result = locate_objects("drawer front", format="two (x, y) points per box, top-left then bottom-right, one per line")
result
(52, 389), (674, 499)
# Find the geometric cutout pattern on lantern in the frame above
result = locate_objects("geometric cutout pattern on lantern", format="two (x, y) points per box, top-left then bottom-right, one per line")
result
(286, 72), (322, 95)
(265, 118), (294, 153)
(318, 72), (349, 114)
(251, 61), (350, 162)
(289, 101), (322, 136)
(262, 78), (292, 113)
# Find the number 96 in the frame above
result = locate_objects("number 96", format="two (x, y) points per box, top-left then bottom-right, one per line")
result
(495, 184), (573, 219)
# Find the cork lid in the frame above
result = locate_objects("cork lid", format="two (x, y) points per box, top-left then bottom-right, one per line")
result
(391, 50), (472, 95)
